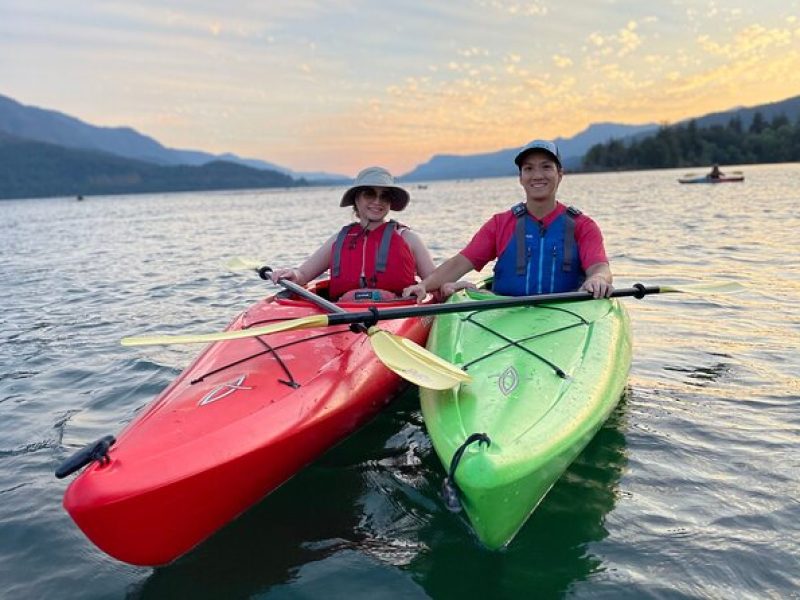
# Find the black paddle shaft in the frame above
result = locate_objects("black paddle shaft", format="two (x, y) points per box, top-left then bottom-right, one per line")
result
(318, 284), (661, 326)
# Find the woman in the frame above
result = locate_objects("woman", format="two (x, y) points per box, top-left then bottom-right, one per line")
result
(270, 166), (436, 301)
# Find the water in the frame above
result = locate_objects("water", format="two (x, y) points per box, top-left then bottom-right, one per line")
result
(1, 164), (798, 599)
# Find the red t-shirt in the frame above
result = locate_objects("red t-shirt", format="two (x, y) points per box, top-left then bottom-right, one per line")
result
(461, 202), (608, 271)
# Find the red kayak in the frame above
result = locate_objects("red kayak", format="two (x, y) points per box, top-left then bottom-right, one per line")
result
(59, 281), (430, 566)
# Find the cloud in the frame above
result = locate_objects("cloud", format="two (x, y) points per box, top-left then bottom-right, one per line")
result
(553, 55), (573, 68)
(586, 21), (643, 59)
(697, 24), (794, 60)
(473, 0), (548, 17)
(616, 22), (642, 57)
(4, 1), (800, 174)
(458, 47), (490, 58)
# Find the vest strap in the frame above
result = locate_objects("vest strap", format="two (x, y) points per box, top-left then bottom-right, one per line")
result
(511, 204), (528, 276)
(511, 204), (580, 275)
(375, 220), (396, 273)
(331, 224), (351, 277)
(563, 211), (575, 272)
(331, 221), (397, 278)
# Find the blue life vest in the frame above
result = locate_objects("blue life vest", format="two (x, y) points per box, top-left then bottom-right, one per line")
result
(493, 204), (585, 295)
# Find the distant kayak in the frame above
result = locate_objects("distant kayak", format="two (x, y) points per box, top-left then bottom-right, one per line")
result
(678, 172), (744, 184)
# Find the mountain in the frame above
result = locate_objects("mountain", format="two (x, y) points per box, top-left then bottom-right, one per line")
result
(0, 94), (347, 182)
(215, 153), (346, 182)
(3, 91), (799, 198)
(400, 122), (659, 181)
(401, 94), (800, 180)
(687, 94), (800, 130)
(0, 131), (298, 200)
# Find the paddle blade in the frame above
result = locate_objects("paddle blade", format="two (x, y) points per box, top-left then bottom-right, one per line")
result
(121, 314), (330, 346)
(659, 281), (745, 295)
(366, 327), (472, 390)
(226, 257), (263, 272)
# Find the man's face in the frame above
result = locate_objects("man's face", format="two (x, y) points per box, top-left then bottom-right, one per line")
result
(518, 152), (563, 203)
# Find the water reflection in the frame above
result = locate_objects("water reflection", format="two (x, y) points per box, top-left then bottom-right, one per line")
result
(128, 388), (629, 599)
(128, 387), (425, 598)
(663, 360), (734, 385)
(5, 164), (799, 598)
(409, 390), (630, 598)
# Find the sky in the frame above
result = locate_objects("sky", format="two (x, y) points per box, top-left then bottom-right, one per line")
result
(3, 1), (800, 176)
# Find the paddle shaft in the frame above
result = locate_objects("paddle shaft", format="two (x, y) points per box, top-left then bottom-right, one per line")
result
(258, 267), (471, 388)
(270, 274), (345, 314)
(262, 268), (373, 332)
(308, 285), (663, 326)
(122, 277), (737, 347)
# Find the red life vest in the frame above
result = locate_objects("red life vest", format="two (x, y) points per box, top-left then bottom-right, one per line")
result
(328, 220), (417, 300)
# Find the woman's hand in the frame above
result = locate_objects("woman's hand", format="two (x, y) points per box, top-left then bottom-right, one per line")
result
(270, 268), (303, 285)
(403, 283), (427, 303)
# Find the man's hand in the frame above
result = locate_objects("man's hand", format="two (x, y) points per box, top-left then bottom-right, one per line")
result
(440, 280), (478, 298)
(580, 275), (613, 298)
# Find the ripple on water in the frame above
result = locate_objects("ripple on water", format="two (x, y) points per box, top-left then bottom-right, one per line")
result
(2, 170), (800, 598)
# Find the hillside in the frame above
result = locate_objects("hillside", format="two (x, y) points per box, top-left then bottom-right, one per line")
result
(582, 111), (800, 171)
(400, 94), (800, 180)
(2, 91), (799, 199)
(400, 122), (659, 181)
(0, 132), (299, 200)
(0, 94), (347, 182)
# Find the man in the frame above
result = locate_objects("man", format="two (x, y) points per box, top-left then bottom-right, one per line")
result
(404, 140), (614, 301)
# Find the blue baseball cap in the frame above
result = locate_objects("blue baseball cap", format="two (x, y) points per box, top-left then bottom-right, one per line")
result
(514, 140), (562, 168)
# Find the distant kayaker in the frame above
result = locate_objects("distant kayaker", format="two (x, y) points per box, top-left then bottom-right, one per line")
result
(270, 166), (436, 301)
(708, 164), (724, 179)
(403, 140), (614, 301)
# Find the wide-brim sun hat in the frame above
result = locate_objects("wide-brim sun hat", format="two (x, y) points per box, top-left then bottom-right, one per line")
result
(514, 139), (562, 169)
(340, 166), (410, 211)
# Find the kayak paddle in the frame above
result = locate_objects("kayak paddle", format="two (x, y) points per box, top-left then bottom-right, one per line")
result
(123, 280), (743, 345)
(122, 259), (472, 390)
(258, 266), (472, 391)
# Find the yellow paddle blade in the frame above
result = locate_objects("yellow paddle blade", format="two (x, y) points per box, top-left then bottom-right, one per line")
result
(660, 281), (745, 295)
(121, 314), (330, 346)
(366, 327), (471, 390)
(226, 257), (263, 271)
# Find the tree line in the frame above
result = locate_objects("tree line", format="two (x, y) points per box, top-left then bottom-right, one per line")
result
(581, 112), (800, 171)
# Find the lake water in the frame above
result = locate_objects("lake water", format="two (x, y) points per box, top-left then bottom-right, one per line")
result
(1, 164), (798, 599)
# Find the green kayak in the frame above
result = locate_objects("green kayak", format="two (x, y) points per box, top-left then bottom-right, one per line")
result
(420, 286), (632, 549)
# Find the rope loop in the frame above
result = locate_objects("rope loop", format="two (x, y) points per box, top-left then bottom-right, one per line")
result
(441, 433), (491, 512)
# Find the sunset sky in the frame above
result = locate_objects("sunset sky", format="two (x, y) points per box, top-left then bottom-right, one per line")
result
(3, 1), (800, 176)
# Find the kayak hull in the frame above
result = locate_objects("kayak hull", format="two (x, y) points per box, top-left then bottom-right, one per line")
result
(62, 284), (430, 566)
(420, 288), (632, 549)
(678, 174), (744, 184)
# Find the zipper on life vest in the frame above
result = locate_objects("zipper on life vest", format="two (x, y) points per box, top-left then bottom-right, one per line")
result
(550, 245), (557, 293)
(536, 223), (547, 294)
(525, 245), (533, 294)
(359, 228), (369, 288)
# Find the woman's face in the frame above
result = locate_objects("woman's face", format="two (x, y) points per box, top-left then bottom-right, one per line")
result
(354, 186), (392, 223)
